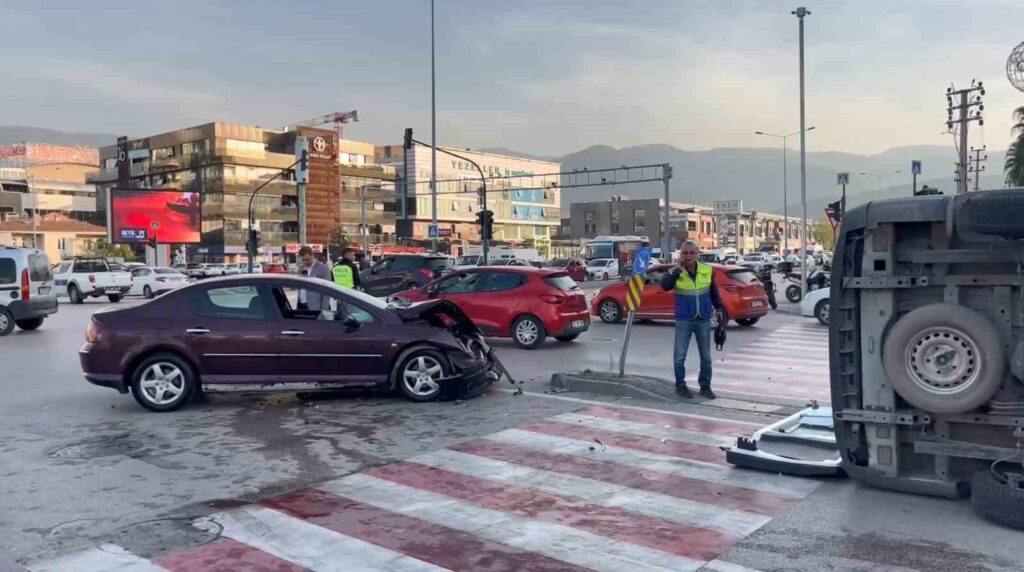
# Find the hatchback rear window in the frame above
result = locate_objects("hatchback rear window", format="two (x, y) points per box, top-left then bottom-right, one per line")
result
(0, 259), (15, 285)
(726, 269), (759, 284)
(543, 273), (580, 292)
(425, 258), (454, 271)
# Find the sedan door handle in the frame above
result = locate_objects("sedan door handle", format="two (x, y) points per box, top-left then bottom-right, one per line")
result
(185, 328), (210, 334)
(281, 330), (305, 336)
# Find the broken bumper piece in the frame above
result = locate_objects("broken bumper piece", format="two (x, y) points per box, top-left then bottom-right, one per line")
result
(724, 406), (846, 477)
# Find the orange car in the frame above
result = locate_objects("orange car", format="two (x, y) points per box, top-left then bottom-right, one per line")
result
(591, 263), (769, 326)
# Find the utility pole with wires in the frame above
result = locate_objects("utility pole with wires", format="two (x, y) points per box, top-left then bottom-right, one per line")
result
(946, 81), (985, 194)
(968, 146), (988, 191)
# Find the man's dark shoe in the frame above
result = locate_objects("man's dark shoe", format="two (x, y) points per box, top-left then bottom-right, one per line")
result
(699, 387), (717, 399)
(675, 385), (693, 398)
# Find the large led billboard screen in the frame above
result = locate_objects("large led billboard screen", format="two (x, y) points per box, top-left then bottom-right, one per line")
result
(110, 189), (201, 244)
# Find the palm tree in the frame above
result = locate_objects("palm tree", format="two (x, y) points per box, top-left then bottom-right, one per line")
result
(1006, 106), (1024, 187)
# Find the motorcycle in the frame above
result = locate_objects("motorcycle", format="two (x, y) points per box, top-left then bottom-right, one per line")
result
(757, 266), (778, 310)
(784, 266), (830, 303)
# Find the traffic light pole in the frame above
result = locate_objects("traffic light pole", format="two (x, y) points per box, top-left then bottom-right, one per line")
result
(410, 137), (489, 263)
(246, 157), (303, 273)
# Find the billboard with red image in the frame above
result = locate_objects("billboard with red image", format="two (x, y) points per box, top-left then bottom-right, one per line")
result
(110, 189), (201, 244)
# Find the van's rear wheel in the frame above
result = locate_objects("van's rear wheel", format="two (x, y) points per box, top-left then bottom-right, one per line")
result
(882, 303), (1004, 413)
(16, 318), (44, 331)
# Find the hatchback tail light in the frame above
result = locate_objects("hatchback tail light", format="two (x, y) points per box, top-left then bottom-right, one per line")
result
(539, 294), (566, 304)
(722, 283), (743, 293)
(85, 319), (104, 343)
(20, 269), (30, 301)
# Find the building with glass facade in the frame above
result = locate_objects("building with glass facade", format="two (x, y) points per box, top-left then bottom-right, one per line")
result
(375, 145), (561, 243)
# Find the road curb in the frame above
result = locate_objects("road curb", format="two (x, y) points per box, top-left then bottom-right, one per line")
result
(550, 370), (806, 414)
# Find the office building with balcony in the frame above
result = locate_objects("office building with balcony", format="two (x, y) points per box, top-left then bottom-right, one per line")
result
(375, 145), (561, 243)
(88, 122), (353, 262)
(1, 162), (103, 225)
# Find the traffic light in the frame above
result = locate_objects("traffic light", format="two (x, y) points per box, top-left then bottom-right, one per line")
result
(403, 128), (413, 150)
(299, 149), (308, 174)
(248, 229), (261, 253)
(478, 209), (494, 241)
(827, 200), (843, 223)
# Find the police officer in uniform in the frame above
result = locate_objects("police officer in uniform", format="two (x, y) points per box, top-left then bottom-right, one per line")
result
(660, 240), (722, 399)
(331, 248), (363, 291)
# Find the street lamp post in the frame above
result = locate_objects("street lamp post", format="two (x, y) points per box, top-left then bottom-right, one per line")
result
(429, 0), (438, 252)
(792, 6), (811, 300)
(754, 126), (815, 255)
(859, 170), (902, 200)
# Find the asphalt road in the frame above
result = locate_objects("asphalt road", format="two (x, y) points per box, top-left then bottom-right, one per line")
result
(3, 294), (1021, 570)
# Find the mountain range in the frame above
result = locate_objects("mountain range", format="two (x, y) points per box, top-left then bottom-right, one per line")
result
(1, 125), (1007, 219)
(480, 144), (1009, 217)
(0, 125), (117, 148)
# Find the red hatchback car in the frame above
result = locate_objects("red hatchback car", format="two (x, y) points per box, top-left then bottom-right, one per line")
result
(591, 263), (769, 326)
(390, 267), (590, 349)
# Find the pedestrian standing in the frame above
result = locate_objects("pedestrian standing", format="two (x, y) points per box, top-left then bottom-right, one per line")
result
(660, 240), (723, 399)
(297, 246), (331, 310)
(331, 248), (363, 291)
(355, 251), (371, 271)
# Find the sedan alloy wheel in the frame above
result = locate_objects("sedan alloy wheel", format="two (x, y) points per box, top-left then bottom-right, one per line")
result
(400, 353), (445, 400)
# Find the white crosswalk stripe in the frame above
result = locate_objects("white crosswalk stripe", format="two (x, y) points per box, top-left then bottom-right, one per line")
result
(30, 403), (820, 572)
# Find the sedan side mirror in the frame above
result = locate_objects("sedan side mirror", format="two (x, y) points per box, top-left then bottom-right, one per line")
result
(343, 316), (362, 332)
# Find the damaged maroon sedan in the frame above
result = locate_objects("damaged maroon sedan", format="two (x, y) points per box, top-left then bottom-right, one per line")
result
(79, 275), (505, 411)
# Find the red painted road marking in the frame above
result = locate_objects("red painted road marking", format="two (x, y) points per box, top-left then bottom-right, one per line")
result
(450, 439), (800, 516)
(579, 404), (758, 436)
(518, 419), (729, 465)
(265, 488), (588, 572)
(153, 537), (305, 572)
(365, 461), (739, 562)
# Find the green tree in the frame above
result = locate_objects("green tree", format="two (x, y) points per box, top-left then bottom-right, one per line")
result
(84, 239), (137, 261)
(1005, 106), (1024, 187)
(815, 220), (837, 250)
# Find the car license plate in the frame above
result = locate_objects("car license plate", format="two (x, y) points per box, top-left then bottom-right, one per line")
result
(572, 320), (587, 329)
(751, 300), (765, 308)
(38, 286), (50, 295)
(105, 287), (121, 294)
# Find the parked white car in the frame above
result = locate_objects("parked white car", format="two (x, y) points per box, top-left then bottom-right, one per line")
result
(800, 287), (830, 326)
(201, 263), (226, 277)
(128, 267), (189, 299)
(587, 258), (620, 280)
(53, 257), (132, 304)
(0, 246), (58, 336)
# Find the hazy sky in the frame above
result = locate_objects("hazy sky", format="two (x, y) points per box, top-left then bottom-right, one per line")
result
(3, 0), (1023, 156)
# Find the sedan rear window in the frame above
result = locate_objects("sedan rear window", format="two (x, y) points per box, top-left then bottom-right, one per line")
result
(726, 269), (759, 284)
(188, 285), (271, 320)
(543, 273), (580, 292)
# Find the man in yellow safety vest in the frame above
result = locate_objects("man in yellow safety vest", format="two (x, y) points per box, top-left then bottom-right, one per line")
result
(331, 248), (363, 290)
(660, 240), (723, 399)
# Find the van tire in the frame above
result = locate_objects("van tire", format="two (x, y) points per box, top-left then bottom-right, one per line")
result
(970, 470), (1024, 530)
(882, 303), (1004, 413)
(16, 318), (44, 331)
(0, 308), (14, 336)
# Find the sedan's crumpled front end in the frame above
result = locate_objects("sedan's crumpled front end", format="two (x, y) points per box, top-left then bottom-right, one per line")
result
(392, 299), (507, 397)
